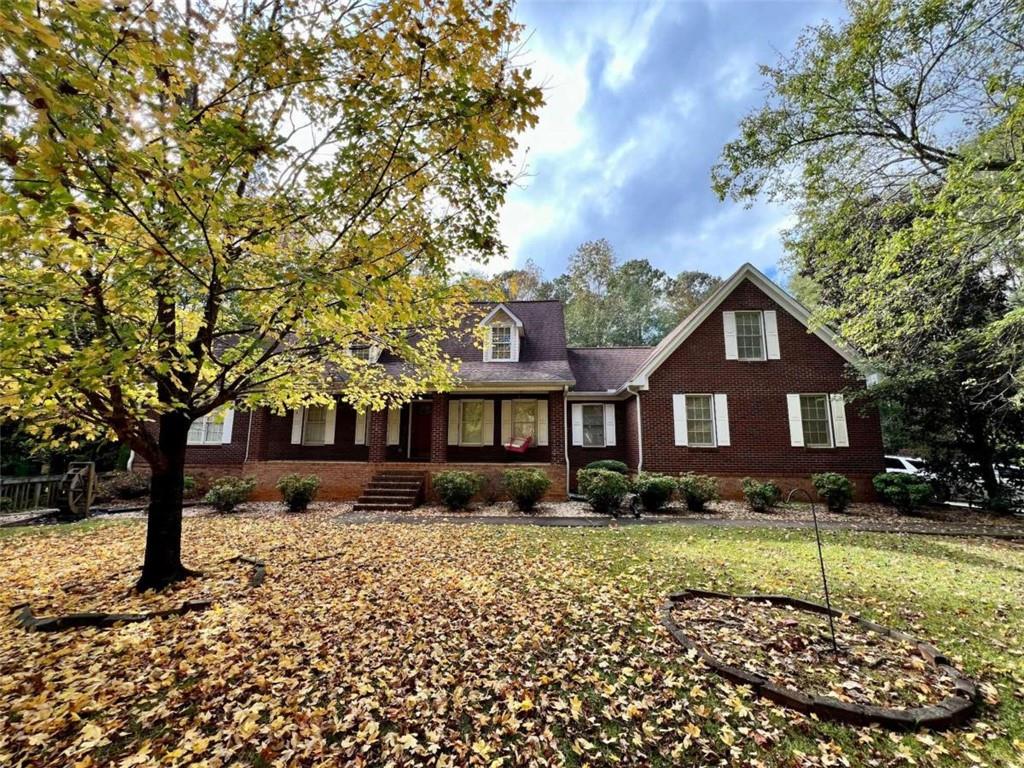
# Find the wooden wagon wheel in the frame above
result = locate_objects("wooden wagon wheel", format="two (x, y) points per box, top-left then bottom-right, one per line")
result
(58, 462), (96, 519)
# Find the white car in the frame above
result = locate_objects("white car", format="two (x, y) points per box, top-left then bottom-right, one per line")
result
(883, 455), (930, 476)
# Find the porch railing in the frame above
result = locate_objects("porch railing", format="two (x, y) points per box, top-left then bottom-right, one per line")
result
(0, 474), (63, 513)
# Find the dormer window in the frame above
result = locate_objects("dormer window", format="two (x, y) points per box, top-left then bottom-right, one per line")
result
(347, 340), (379, 362)
(480, 303), (523, 362)
(490, 326), (512, 360)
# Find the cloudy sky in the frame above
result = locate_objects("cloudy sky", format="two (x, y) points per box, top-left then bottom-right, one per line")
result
(494, 0), (845, 282)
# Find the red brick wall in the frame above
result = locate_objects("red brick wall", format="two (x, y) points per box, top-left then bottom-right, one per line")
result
(445, 394), (555, 463)
(567, 400), (631, 491)
(638, 278), (884, 499)
(259, 399), (370, 462)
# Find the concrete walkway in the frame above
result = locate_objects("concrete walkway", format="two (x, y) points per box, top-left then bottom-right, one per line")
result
(337, 511), (1024, 541)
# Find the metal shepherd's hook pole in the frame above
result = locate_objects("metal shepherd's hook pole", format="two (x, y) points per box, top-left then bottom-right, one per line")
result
(787, 487), (838, 653)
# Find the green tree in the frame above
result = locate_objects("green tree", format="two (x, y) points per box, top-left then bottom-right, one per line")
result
(714, 0), (1023, 502)
(0, 0), (541, 588)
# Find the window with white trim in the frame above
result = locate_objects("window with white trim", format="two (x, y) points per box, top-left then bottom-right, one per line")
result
(302, 405), (327, 445)
(511, 399), (537, 439)
(349, 343), (372, 361)
(490, 325), (512, 361)
(187, 412), (224, 445)
(581, 404), (605, 447)
(800, 394), (832, 448)
(735, 311), (765, 360)
(685, 395), (715, 447)
(460, 400), (485, 445)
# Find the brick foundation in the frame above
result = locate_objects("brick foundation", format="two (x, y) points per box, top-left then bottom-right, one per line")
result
(185, 460), (569, 503)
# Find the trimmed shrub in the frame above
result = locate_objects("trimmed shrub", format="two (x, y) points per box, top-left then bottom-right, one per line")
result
(577, 468), (630, 515)
(585, 459), (629, 475)
(97, 470), (149, 501)
(204, 476), (256, 513)
(741, 477), (781, 513)
(677, 473), (720, 512)
(632, 473), (676, 512)
(433, 470), (483, 511)
(873, 472), (932, 515)
(276, 473), (321, 512)
(811, 472), (855, 513)
(503, 468), (551, 513)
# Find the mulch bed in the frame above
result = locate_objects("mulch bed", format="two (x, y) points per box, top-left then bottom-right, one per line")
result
(663, 590), (979, 729)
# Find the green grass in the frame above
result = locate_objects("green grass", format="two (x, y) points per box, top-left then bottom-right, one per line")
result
(0, 515), (140, 540)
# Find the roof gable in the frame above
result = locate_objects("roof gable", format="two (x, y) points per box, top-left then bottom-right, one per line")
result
(627, 263), (861, 387)
(478, 303), (523, 330)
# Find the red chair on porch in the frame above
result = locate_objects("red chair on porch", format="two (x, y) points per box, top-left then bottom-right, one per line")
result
(504, 435), (533, 453)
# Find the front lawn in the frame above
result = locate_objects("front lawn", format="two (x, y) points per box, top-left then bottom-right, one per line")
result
(0, 513), (1021, 767)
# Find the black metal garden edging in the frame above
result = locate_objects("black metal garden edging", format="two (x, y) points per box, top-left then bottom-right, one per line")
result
(10, 555), (266, 632)
(660, 589), (979, 730)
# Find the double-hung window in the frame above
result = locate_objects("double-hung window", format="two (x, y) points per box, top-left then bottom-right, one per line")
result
(302, 406), (327, 445)
(511, 400), (537, 440)
(685, 395), (715, 447)
(735, 311), (765, 360)
(460, 400), (486, 445)
(799, 394), (832, 448)
(187, 413), (224, 445)
(490, 325), (512, 361)
(581, 404), (605, 447)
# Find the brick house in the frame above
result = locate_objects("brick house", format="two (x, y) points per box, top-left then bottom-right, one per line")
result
(173, 263), (884, 506)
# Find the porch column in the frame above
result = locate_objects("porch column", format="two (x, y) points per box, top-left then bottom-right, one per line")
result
(548, 390), (565, 464)
(430, 393), (448, 463)
(368, 410), (387, 463)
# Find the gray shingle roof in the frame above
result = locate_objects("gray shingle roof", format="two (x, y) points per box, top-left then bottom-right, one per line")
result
(567, 347), (652, 392)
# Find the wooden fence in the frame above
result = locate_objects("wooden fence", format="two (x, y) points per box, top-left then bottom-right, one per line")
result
(1, 474), (62, 513)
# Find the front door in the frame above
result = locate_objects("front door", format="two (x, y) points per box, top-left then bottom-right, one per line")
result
(409, 401), (433, 460)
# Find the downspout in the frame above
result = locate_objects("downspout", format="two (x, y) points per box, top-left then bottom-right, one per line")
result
(563, 385), (570, 497)
(629, 386), (643, 473)
(243, 408), (254, 465)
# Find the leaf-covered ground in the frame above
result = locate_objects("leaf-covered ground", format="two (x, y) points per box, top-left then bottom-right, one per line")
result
(1, 513), (1022, 767)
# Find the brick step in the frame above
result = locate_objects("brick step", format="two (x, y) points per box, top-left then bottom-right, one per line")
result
(364, 481), (422, 490)
(360, 490), (419, 500)
(352, 501), (419, 512)
(373, 473), (426, 481)
(356, 492), (419, 503)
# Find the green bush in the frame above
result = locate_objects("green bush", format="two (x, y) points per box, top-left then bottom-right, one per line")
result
(276, 473), (321, 512)
(873, 472), (932, 515)
(584, 459), (629, 475)
(503, 468), (551, 513)
(811, 472), (855, 513)
(577, 468), (630, 515)
(204, 476), (256, 513)
(632, 473), (676, 512)
(741, 477), (781, 513)
(677, 473), (720, 512)
(97, 470), (149, 501)
(432, 470), (483, 511)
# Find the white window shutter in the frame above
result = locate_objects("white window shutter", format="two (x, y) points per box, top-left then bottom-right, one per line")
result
(324, 407), (337, 445)
(723, 311), (738, 360)
(510, 330), (520, 362)
(764, 310), (780, 359)
(571, 404), (583, 446)
(536, 399), (549, 446)
(482, 400), (495, 446)
(603, 403), (616, 447)
(673, 394), (688, 446)
(447, 400), (460, 445)
(830, 394), (849, 447)
(786, 394), (804, 447)
(501, 400), (512, 444)
(221, 408), (235, 444)
(483, 332), (492, 362)
(713, 394), (730, 447)
(354, 411), (366, 445)
(291, 408), (304, 444)
(386, 407), (401, 445)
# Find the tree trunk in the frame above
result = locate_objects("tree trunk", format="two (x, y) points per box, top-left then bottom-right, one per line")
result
(965, 410), (1001, 503)
(137, 410), (195, 591)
